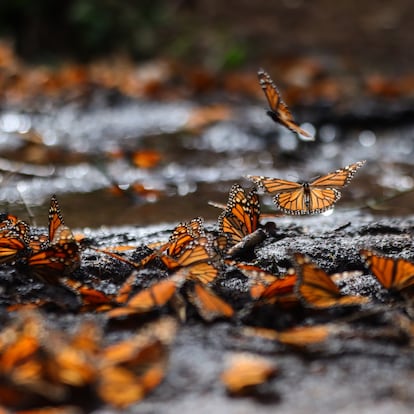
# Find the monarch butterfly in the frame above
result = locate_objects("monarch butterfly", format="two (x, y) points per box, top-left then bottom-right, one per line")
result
(294, 252), (370, 308)
(187, 283), (234, 322)
(130, 217), (206, 268)
(28, 195), (80, 283)
(220, 352), (277, 395)
(107, 277), (181, 319)
(242, 325), (331, 347)
(0, 214), (30, 264)
(97, 317), (176, 407)
(167, 217), (205, 258)
(172, 260), (219, 284)
(247, 160), (366, 215)
(161, 235), (218, 270)
(360, 249), (414, 293)
(232, 262), (278, 298)
(218, 184), (260, 249)
(257, 69), (313, 139)
(62, 278), (114, 311)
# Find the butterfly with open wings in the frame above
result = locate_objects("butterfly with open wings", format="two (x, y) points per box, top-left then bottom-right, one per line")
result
(247, 160), (365, 215)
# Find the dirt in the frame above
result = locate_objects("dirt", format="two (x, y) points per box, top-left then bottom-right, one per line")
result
(2, 211), (414, 413)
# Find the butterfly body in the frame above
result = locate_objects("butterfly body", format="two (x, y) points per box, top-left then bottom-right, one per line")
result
(247, 160), (365, 215)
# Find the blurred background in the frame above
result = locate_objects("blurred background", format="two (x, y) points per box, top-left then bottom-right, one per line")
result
(0, 0), (413, 228)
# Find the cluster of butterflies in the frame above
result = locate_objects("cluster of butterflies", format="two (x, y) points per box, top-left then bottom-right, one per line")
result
(0, 195), (80, 283)
(1, 69), (414, 411)
(0, 310), (178, 409)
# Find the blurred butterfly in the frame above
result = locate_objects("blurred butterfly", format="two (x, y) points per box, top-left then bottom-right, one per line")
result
(107, 276), (183, 319)
(360, 249), (414, 293)
(62, 278), (114, 311)
(258, 68), (313, 139)
(28, 195), (80, 283)
(294, 252), (370, 308)
(218, 185), (260, 248)
(247, 160), (365, 215)
(220, 352), (277, 395)
(97, 317), (176, 408)
(187, 283), (234, 322)
(242, 324), (331, 348)
(42, 321), (99, 387)
(0, 214), (30, 264)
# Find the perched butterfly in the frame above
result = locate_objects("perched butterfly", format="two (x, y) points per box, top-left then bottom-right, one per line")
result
(218, 184), (260, 249)
(220, 352), (277, 395)
(242, 324), (331, 347)
(28, 195), (80, 283)
(97, 317), (176, 408)
(127, 217), (206, 269)
(167, 217), (205, 258)
(294, 252), (369, 309)
(258, 68), (313, 139)
(0, 214), (30, 264)
(161, 235), (218, 271)
(107, 276), (182, 319)
(187, 283), (234, 322)
(172, 260), (219, 285)
(62, 278), (114, 311)
(247, 160), (365, 215)
(360, 249), (414, 293)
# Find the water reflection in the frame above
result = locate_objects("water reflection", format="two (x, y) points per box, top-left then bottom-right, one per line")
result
(0, 101), (413, 227)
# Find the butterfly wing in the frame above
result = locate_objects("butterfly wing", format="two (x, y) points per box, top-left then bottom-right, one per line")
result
(310, 161), (366, 188)
(218, 185), (260, 247)
(187, 284), (234, 322)
(295, 253), (369, 308)
(48, 194), (66, 242)
(246, 175), (302, 194)
(258, 69), (312, 138)
(360, 249), (414, 292)
(167, 217), (205, 258)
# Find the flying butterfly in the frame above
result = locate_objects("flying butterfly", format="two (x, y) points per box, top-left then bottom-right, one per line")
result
(247, 160), (365, 215)
(257, 68), (313, 139)
(28, 195), (81, 283)
(218, 185), (260, 247)
(360, 249), (414, 293)
(294, 252), (370, 309)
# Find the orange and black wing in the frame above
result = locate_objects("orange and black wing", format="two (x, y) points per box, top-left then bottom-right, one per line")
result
(360, 249), (414, 292)
(48, 194), (66, 242)
(167, 217), (205, 258)
(258, 69), (312, 138)
(28, 241), (80, 283)
(107, 278), (179, 318)
(218, 184), (260, 246)
(187, 283), (234, 322)
(294, 252), (369, 308)
(310, 161), (366, 188)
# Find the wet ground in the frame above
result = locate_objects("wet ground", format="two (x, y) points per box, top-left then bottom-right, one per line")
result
(0, 59), (414, 412)
(0, 92), (413, 228)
